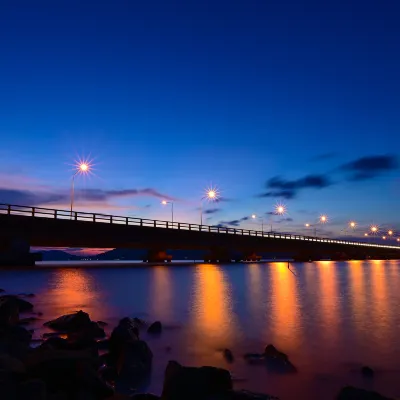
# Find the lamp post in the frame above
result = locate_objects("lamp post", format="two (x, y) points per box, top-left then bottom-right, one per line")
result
(200, 187), (219, 225)
(305, 215), (328, 237)
(251, 214), (264, 232)
(161, 200), (174, 223)
(70, 162), (90, 217)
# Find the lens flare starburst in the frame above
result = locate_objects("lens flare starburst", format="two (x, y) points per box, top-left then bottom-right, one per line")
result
(320, 214), (328, 223)
(275, 203), (286, 215)
(72, 156), (95, 177)
(204, 185), (220, 201)
(370, 225), (379, 234)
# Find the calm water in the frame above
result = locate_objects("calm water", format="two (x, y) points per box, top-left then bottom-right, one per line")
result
(1, 260), (400, 399)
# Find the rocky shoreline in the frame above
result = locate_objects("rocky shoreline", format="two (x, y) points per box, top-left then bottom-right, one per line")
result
(0, 288), (393, 400)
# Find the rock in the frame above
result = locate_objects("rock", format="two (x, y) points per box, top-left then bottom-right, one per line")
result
(147, 321), (162, 334)
(97, 320), (108, 327)
(161, 360), (232, 400)
(337, 386), (393, 399)
(40, 337), (70, 351)
(264, 344), (297, 373)
(97, 338), (110, 350)
(0, 295), (34, 313)
(0, 370), (18, 400)
(133, 317), (145, 326)
(223, 349), (234, 363)
(0, 297), (19, 326)
(25, 347), (113, 397)
(44, 310), (91, 332)
(109, 318), (140, 364)
(118, 340), (153, 381)
(17, 379), (46, 400)
(1, 325), (33, 345)
(361, 366), (374, 378)
(0, 354), (26, 374)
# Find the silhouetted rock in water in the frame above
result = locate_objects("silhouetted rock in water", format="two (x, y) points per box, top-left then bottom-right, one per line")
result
(117, 340), (153, 381)
(0, 296), (19, 326)
(147, 321), (162, 334)
(25, 347), (113, 398)
(0, 354), (26, 374)
(109, 318), (140, 364)
(1, 325), (32, 346)
(134, 317), (146, 326)
(337, 386), (393, 399)
(44, 310), (91, 332)
(97, 338), (110, 350)
(97, 320), (108, 327)
(0, 295), (34, 313)
(223, 349), (234, 363)
(263, 344), (297, 373)
(211, 390), (280, 399)
(361, 366), (375, 378)
(130, 394), (161, 399)
(162, 360), (232, 400)
(40, 337), (70, 351)
(17, 378), (47, 400)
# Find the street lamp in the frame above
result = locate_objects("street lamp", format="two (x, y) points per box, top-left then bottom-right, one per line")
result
(200, 186), (219, 225)
(251, 214), (265, 232)
(388, 230), (393, 236)
(161, 200), (174, 223)
(305, 215), (328, 237)
(71, 162), (91, 216)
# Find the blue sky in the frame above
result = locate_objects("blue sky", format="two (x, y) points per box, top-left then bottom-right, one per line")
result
(0, 0), (399, 241)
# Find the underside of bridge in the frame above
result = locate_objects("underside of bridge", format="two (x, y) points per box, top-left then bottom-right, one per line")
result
(0, 213), (399, 266)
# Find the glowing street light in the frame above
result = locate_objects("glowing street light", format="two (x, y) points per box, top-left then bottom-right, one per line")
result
(161, 200), (174, 223)
(71, 160), (91, 216)
(370, 225), (378, 234)
(349, 221), (356, 229)
(364, 233), (368, 237)
(200, 186), (219, 225)
(251, 213), (265, 232)
(275, 205), (286, 215)
(388, 230), (393, 236)
(382, 236), (386, 240)
(320, 215), (328, 223)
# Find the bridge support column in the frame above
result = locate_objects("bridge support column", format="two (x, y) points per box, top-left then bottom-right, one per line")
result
(143, 249), (172, 263)
(242, 252), (262, 262)
(0, 237), (42, 267)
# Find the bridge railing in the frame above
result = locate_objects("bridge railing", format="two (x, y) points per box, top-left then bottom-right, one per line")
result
(0, 203), (399, 250)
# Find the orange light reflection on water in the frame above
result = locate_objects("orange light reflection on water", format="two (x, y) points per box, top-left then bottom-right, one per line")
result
(190, 265), (237, 351)
(149, 266), (173, 321)
(270, 262), (301, 350)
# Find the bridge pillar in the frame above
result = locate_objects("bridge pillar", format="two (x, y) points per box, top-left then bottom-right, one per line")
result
(143, 249), (172, 263)
(242, 252), (262, 262)
(0, 237), (42, 267)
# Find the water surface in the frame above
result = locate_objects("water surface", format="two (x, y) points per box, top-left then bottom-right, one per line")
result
(1, 260), (400, 399)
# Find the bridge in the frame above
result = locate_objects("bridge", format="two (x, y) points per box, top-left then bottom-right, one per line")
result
(0, 203), (399, 265)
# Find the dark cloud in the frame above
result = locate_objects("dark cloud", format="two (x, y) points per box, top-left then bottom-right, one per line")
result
(258, 190), (296, 199)
(257, 174), (332, 199)
(217, 216), (249, 227)
(340, 155), (398, 181)
(0, 186), (175, 206)
(204, 208), (221, 215)
(215, 197), (234, 203)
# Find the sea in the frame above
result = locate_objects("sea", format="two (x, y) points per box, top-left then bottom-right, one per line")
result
(1, 260), (400, 399)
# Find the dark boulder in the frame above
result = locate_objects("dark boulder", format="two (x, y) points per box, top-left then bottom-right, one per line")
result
(17, 379), (47, 400)
(40, 337), (70, 351)
(18, 316), (39, 326)
(223, 349), (234, 363)
(117, 340), (153, 381)
(1, 325), (33, 345)
(0, 296), (19, 327)
(337, 386), (393, 400)
(147, 321), (162, 334)
(263, 344), (297, 373)
(361, 366), (374, 378)
(109, 318), (140, 364)
(161, 360), (232, 400)
(44, 310), (91, 332)
(97, 320), (108, 327)
(0, 295), (34, 313)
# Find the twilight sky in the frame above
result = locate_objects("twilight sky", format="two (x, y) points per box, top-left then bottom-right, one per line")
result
(0, 0), (399, 243)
